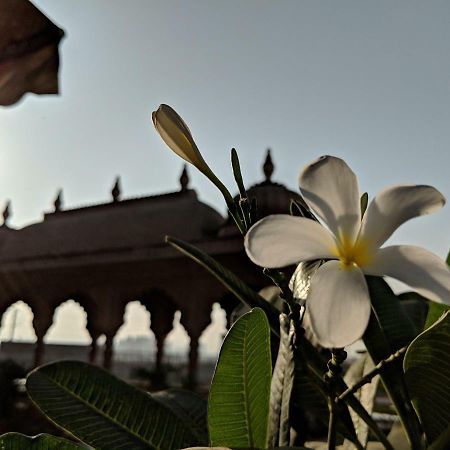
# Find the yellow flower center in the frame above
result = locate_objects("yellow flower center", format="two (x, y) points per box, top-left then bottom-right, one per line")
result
(333, 236), (372, 269)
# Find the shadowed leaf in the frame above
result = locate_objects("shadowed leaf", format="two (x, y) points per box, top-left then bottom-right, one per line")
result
(152, 388), (208, 445)
(26, 361), (198, 450)
(363, 276), (422, 447)
(0, 433), (85, 449)
(404, 311), (450, 443)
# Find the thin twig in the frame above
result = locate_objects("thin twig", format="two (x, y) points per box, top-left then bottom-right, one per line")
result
(338, 346), (408, 403)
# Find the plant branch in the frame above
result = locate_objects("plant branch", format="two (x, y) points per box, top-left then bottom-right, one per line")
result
(263, 268), (296, 310)
(338, 346), (408, 403)
(327, 398), (337, 450)
(325, 348), (347, 450)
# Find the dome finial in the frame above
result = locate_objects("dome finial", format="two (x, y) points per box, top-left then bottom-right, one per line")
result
(263, 148), (274, 182)
(111, 176), (121, 202)
(2, 200), (11, 227)
(54, 189), (63, 212)
(179, 164), (190, 192)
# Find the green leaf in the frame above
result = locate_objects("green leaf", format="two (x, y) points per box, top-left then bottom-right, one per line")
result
(360, 192), (368, 218)
(397, 291), (430, 333)
(366, 276), (417, 351)
(424, 302), (450, 330)
(152, 388), (208, 445)
(166, 236), (280, 335)
(363, 276), (422, 449)
(231, 148), (247, 200)
(208, 308), (272, 449)
(0, 433), (85, 449)
(404, 311), (450, 443)
(268, 314), (295, 447)
(26, 361), (198, 450)
(342, 354), (380, 448)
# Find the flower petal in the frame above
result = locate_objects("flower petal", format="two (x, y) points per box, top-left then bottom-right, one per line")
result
(364, 245), (450, 304)
(152, 104), (210, 173)
(307, 260), (371, 348)
(358, 185), (445, 249)
(300, 155), (361, 243)
(244, 215), (336, 268)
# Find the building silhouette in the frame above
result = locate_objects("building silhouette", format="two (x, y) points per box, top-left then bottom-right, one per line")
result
(0, 151), (300, 384)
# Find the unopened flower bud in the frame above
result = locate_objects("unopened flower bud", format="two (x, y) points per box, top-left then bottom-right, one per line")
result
(152, 104), (211, 175)
(152, 104), (235, 208)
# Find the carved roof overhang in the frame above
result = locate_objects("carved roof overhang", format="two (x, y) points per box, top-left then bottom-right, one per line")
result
(0, 189), (225, 269)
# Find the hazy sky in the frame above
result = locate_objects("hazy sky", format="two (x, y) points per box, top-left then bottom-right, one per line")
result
(0, 1), (449, 352)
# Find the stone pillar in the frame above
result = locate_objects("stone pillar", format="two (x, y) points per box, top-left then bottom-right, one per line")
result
(180, 303), (213, 388)
(187, 334), (200, 388)
(86, 310), (101, 365)
(143, 293), (176, 388)
(32, 303), (54, 368)
(85, 289), (125, 372)
(88, 330), (101, 364)
(103, 333), (114, 370)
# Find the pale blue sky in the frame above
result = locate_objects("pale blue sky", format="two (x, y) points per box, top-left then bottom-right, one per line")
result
(0, 1), (449, 347)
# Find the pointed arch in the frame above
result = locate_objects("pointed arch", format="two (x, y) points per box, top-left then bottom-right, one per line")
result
(165, 310), (190, 362)
(198, 302), (227, 359)
(0, 300), (36, 342)
(44, 299), (91, 345)
(114, 300), (155, 358)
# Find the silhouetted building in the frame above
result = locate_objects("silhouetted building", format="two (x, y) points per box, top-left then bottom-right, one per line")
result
(0, 151), (301, 384)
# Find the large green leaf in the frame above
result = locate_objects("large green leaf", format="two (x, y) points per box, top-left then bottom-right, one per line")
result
(152, 389), (208, 445)
(26, 361), (198, 450)
(165, 236), (280, 335)
(208, 308), (272, 449)
(0, 433), (85, 449)
(268, 313), (295, 447)
(404, 311), (450, 443)
(363, 276), (422, 449)
(365, 276), (417, 351)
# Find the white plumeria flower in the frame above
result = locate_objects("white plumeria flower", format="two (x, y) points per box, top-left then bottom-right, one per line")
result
(244, 155), (450, 348)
